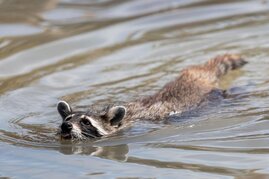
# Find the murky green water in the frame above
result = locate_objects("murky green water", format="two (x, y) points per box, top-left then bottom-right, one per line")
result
(1, 0), (269, 178)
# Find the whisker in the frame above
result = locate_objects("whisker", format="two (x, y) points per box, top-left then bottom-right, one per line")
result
(82, 132), (97, 138)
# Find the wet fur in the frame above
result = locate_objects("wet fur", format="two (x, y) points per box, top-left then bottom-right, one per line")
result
(58, 54), (247, 139)
(123, 54), (247, 122)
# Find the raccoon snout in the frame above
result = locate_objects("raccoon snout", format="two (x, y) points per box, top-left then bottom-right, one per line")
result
(61, 122), (73, 133)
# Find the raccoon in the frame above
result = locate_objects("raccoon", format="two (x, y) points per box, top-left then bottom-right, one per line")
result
(57, 54), (247, 140)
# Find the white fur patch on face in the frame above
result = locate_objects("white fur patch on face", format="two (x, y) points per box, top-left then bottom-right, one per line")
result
(84, 116), (108, 136)
(71, 124), (84, 140)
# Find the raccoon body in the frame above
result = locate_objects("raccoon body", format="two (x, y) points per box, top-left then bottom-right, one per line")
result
(57, 54), (247, 140)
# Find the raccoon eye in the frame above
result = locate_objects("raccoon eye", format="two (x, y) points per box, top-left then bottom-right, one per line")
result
(81, 118), (91, 125)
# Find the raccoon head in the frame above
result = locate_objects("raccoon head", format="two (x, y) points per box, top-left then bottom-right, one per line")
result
(57, 101), (126, 140)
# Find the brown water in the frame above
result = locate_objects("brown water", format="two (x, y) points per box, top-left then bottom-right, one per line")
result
(1, 0), (269, 178)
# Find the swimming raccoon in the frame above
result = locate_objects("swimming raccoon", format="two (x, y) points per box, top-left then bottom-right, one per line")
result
(57, 54), (247, 140)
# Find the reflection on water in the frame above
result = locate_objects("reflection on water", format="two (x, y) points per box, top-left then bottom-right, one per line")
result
(1, 0), (269, 178)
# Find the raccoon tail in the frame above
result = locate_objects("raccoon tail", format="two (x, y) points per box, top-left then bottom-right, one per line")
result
(183, 54), (247, 88)
(205, 54), (247, 79)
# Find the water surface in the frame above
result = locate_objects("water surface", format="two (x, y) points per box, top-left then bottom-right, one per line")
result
(1, 0), (269, 178)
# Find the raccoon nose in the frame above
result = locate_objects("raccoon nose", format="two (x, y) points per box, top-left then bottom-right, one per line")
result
(61, 122), (73, 132)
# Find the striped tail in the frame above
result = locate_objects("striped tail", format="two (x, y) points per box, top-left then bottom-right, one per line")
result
(205, 54), (247, 79)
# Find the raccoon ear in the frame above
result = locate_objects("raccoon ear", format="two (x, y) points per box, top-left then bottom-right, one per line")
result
(106, 106), (126, 126)
(57, 101), (72, 120)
